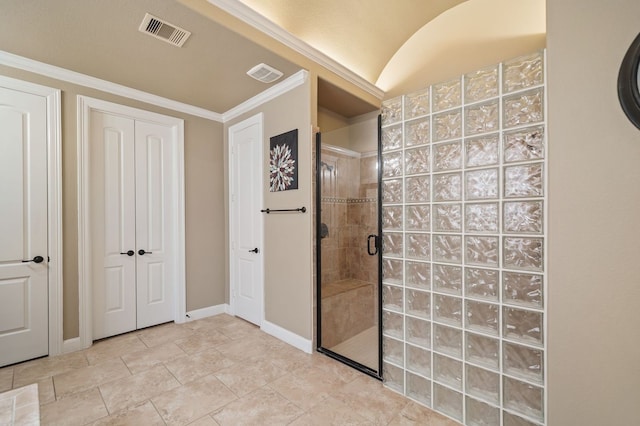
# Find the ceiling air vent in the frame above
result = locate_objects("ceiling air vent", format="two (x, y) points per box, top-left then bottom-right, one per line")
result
(247, 63), (284, 84)
(139, 13), (191, 47)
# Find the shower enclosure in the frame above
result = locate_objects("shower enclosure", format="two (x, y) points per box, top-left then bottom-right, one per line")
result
(316, 117), (382, 377)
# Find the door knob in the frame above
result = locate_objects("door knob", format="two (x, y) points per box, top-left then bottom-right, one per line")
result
(22, 255), (44, 263)
(249, 248), (259, 254)
(120, 250), (135, 256)
(138, 249), (152, 255)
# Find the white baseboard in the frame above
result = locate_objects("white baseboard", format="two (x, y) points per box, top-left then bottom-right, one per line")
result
(62, 337), (82, 354)
(185, 304), (230, 322)
(261, 320), (313, 354)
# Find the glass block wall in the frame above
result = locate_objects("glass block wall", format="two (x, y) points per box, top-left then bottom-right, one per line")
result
(380, 51), (546, 425)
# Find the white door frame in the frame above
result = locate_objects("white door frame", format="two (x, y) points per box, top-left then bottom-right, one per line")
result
(0, 75), (63, 357)
(77, 96), (185, 349)
(228, 113), (264, 322)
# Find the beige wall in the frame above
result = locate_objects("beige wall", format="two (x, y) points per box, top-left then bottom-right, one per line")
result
(224, 80), (313, 339)
(0, 65), (226, 339)
(547, 1), (640, 424)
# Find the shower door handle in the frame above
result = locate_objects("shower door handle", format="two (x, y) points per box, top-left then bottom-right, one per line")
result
(367, 234), (379, 256)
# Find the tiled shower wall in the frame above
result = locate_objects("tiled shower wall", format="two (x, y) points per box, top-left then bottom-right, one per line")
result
(380, 51), (546, 425)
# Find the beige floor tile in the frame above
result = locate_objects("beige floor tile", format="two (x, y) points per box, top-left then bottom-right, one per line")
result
(187, 414), (220, 425)
(214, 335), (280, 363)
(1, 384), (40, 426)
(269, 365), (348, 411)
(0, 367), (13, 392)
(308, 353), (363, 383)
(137, 322), (196, 348)
(91, 401), (165, 426)
(13, 351), (88, 388)
(259, 341), (314, 372)
(183, 315), (235, 333)
(151, 374), (237, 426)
(212, 386), (304, 426)
(99, 364), (181, 414)
(334, 375), (409, 425)
(85, 333), (148, 365)
(38, 377), (56, 404)
(40, 387), (108, 426)
(121, 342), (186, 375)
(164, 348), (235, 384)
(214, 358), (288, 397)
(54, 358), (131, 398)
(288, 395), (374, 426)
(216, 319), (261, 340)
(174, 330), (231, 355)
(388, 401), (461, 425)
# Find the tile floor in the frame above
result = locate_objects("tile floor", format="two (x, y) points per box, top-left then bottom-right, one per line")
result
(0, 314), (459, 425)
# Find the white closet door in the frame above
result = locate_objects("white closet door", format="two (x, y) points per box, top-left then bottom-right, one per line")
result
(91, 111), (137, 340)
(134, 120), (175, 328)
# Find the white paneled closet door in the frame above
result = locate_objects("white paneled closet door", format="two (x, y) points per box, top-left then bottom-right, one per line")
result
(91, 111), (175, 340)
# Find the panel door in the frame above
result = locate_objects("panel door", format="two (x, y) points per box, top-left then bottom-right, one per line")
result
(0, 86), (49, 366)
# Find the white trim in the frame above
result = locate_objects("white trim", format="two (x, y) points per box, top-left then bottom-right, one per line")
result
(261, 320), (313, 354)
(0, 75), (63, 359)
(0, 50), (222, 122)
(77, 95), (186, 348)
(321, 143), (362, 159)
(223, 70), (308, 122)
(62, 337), (82, 354)
(185, 304), (231, 321)
(208, 0), (385, 100)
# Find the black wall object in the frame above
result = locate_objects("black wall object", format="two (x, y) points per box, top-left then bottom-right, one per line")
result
(618, 32), (640, 130)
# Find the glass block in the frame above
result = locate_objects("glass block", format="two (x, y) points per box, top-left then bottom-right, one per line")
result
(406, 344), (431, 377)
(504, 341), (544, 385)
(465, 268), (499, 301)
(434, 384), (463, 422)
(503, 88), (544, 129)
(466, 300), (499, 335)
(466, 332), (499, 371)
(407, 372), (431, 407)
(434, 203), (462, 232)
(433, 78), (462, 112)
(383, 310), (403, 339)
(504, 126), (545, 163)
(405, 118), (430, 147)
(433, 264), (462, 295)
(434, 172), (462, 201)
(433, 234), (462, 264)
(383, 206), (403, 231)
(503, 51), (544, 94)
(503, 272), (543, 308)
(504, 201), (543, 234)
(503, 307), (543, 346)
(381, 96), (402, 126)
(434, 324), (462, 357)
(465, 364), (500, 405)
(466, 396), (500, 426)
(504, 411), (540, 426)
(434, 294), (462, 327)
(465, 100), (499, 136)
(383, 361), (404, 393)
(465, 65), (499, 103)
(382, 284), (403, 312)
(503, 237), (543, 271)
(434, 109), (462, 141)
(382, 258), (403, 284)
(504, 377), (544, 422)
(382, 151), (403, 178)
(382, 124), (402, 151)
(504, 163), (543, 198)
(405, 205), (430, 231)
(406, 317), (431, 348)
(404, 88), (430, 119)
(466, 168), (498, 200)
(383, 178), (403, 204)
(465, 203), (498, 233)
(434, 141), (462, 171)
(383, 335), (404, 366)
(406, 261), (430, 290)
(404, 146), (430, 175)
(383, 232), (403, 258)
(434, 353), (462, 390)
(405, 175), (430, 203)
(465, 236), (499, 267)
(406, 289), (430, 319)
(465, 133), (499, 167)
(406, 233), (430, 261)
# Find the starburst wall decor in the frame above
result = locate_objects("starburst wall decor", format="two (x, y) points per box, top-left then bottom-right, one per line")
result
(269, 129), (298, 191)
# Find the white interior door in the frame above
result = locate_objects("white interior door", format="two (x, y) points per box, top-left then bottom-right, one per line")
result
(229, 114), (264, 326)
(0, 86), (49, 366)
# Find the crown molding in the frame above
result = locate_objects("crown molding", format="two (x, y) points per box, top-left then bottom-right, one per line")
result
(208, 0), (385, 100)
(0, 50), (223, 122)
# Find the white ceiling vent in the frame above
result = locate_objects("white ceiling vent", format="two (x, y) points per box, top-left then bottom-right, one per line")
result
(139, 13), (191, 47)
(247, 63), (284, 84)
